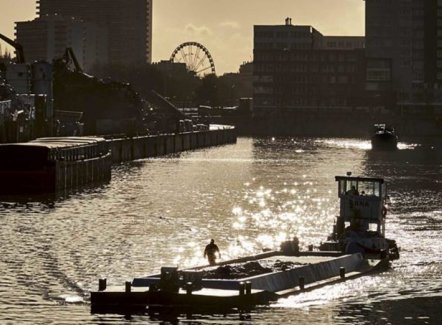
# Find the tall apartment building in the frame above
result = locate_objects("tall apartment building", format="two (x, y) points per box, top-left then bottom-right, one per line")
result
(35, 0), (153, 64)
(438, 1), (442, 83)
(365, 0), (441, 103)
(15, 15), (108, 71)
(253, 19), (366, 116)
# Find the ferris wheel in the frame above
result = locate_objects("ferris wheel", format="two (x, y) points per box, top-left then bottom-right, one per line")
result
(170, 42), (216, 77)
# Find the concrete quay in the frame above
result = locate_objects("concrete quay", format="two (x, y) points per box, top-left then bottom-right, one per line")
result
(107, 126), (237, 163)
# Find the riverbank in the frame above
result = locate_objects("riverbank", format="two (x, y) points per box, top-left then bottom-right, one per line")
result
(0, 126), (237, 195)
(107, 126), (237, 163)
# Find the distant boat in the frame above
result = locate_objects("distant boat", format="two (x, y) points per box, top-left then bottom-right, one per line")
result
(371, 124), (398, 150)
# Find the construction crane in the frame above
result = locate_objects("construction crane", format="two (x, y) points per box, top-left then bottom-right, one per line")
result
(0, 33), (25, 64)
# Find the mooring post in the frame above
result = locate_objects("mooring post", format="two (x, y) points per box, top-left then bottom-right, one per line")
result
(299, 277), (305, 290)
(98, 278), (107, 291)
(340, 267), (346, 279)
(186, 282), (193, 295)
(245, 281), (252, 295)
(125, 281), (132, 293)
(239, 282), (245, 295)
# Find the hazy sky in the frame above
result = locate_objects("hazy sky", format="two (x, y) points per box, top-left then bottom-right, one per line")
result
(0, 0), (365, 74)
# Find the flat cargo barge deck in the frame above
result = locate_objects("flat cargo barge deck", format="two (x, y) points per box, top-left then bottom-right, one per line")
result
(91, 249), (389, 314)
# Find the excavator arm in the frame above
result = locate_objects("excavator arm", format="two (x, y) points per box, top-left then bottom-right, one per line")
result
(61, 47), (83, 73)
(0, 33), (25, 63)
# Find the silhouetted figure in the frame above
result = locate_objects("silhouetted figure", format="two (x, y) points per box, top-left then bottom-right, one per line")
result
(204, 239), (220, 265)
(346, 185), (359, 196)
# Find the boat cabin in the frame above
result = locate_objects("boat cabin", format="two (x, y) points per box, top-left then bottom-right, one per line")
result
(335, 175), (387, 237)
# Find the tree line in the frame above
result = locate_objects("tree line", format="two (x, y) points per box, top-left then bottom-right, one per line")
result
(90, 63), (252, 108)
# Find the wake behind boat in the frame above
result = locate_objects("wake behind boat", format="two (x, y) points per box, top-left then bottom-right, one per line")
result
(91, 173), (399, 314)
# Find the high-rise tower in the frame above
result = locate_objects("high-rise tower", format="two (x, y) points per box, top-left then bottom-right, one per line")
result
(36, 0), (153, 64)
(365, 0), (441, 103)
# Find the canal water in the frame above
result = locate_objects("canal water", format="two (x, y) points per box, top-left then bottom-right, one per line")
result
(0, 137), (441, 324)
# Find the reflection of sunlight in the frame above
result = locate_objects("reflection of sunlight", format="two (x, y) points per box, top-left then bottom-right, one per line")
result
(316, 138), (371, 150)
(273, 276), (382, 309)
(256, 234), (275, 248)
(397, 142), (419, 150)
(233, 180), (338, 252)
(60, 295), (84, 303)
(176, 173), (339, 269)
(232, 206), (242, 215)
(316, 138), (422, 151)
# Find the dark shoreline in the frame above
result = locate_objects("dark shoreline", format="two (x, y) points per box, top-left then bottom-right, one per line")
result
(212, 114), (441, 138)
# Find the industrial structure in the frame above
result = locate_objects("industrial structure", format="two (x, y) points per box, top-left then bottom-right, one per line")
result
(0, 33), (53, 143)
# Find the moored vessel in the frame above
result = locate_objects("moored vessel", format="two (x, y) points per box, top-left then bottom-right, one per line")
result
(0, 136), (111, 194)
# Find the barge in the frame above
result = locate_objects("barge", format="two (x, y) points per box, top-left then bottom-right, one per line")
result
(91, 174), (399, 314)
(0, 136), (111, 194)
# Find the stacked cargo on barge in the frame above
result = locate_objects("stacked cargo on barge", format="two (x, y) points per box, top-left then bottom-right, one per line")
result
(0, 137), (111, 194)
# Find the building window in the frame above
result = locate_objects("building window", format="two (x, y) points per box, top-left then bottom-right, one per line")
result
(367, 70), (390, 81)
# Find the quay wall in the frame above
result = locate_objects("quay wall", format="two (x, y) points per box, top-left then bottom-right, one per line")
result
(108, 127), (237, 163)
(55, 153), (112, 191)
(0, 127), (235, 194)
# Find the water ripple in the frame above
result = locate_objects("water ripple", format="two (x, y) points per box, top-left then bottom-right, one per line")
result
(0, 137), (440, 324)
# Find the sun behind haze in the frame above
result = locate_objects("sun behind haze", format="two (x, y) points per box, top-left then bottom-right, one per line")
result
(0, 0), (364, 74)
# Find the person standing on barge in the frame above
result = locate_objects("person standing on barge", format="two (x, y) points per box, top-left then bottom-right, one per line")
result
(204, 239), (221, 265)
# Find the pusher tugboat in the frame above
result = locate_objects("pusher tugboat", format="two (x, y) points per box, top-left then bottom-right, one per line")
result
(319, 173), (399, 259)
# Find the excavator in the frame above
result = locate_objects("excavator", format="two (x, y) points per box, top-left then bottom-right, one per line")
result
(1, 32), (187, 135)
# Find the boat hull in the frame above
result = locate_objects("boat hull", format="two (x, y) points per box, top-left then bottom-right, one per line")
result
(91, 251), (389, 314)
(0, 168), (56, 194)
(371, 133), (398, 150)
